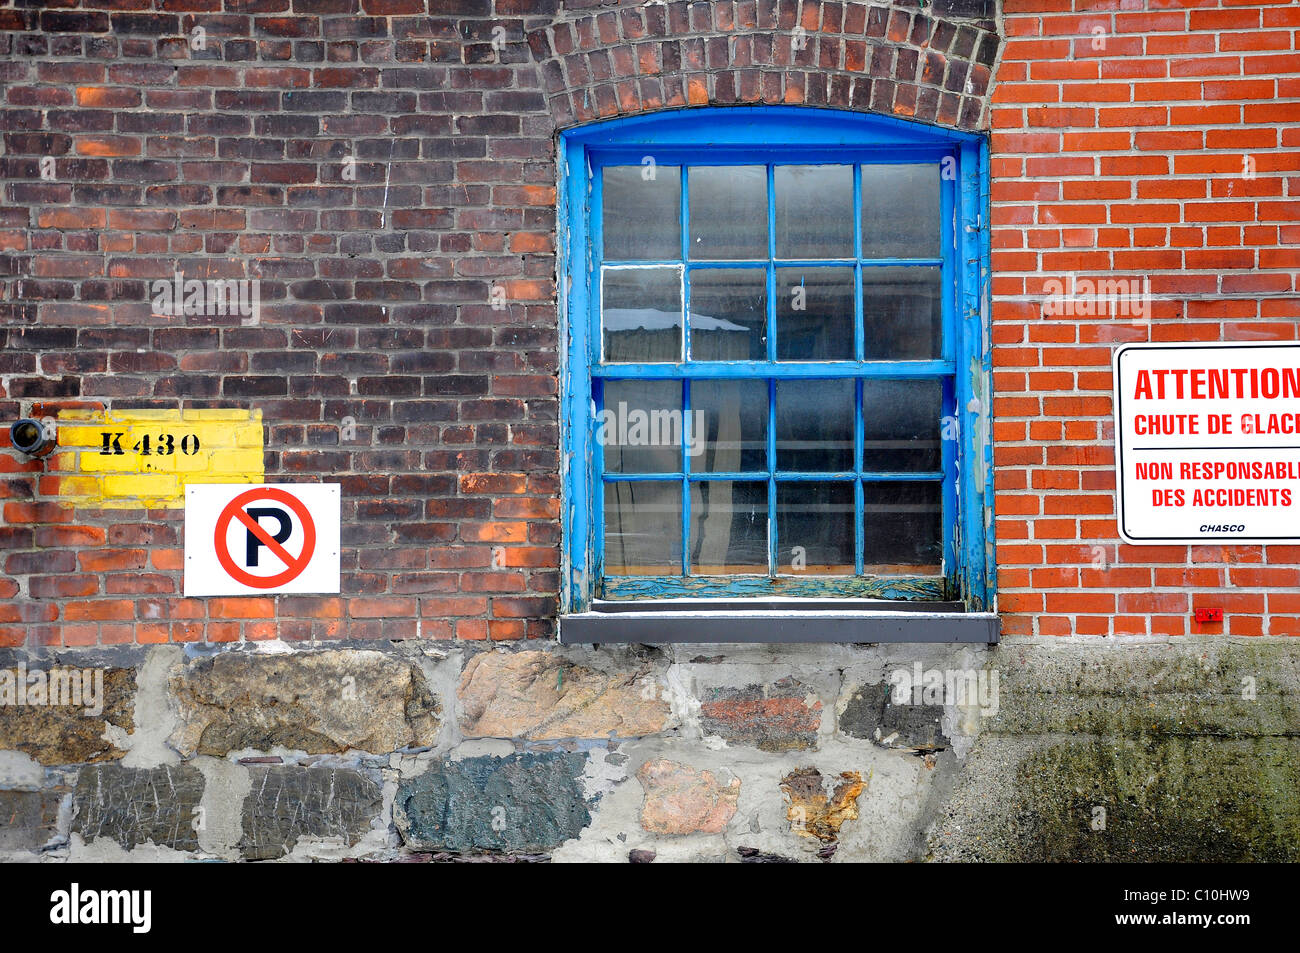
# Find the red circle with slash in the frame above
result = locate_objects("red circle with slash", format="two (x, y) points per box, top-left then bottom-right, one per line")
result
(214, 486), (316, 589)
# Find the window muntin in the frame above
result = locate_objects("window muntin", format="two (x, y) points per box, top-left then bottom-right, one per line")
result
(560, 109), (992, 613)
(592, 156), (954, 599)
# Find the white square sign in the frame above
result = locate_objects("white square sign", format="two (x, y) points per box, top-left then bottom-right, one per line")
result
(1114, 342), (1300, 545)
(184, 483), (340, 596)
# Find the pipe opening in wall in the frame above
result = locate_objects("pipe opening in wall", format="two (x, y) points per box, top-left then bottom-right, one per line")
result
(9, 418), (55, 458)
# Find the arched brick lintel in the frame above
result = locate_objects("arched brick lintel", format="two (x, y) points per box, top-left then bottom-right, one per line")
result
(526, 2), (1001, 134)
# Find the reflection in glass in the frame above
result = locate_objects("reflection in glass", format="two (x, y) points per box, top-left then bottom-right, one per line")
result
(690, 481), (767, 574)
(604, 481), (682, 575)
(775, 267), (854, 360)
(601, 380), (682, 474)
(602, 164), (681, 261)
(688, 267), (767, 361)
(775, 165), (853, 260)
(602, 266), (682, 362)
(776, 482), (854, 574)
(692, 380), (768, 473)
(688, 166), (767, 260)
(862, 379), (943, 472)
(862, 266), (941, 360)
(863, 481), (942, 572)
(776, 379), (853, 472)
(861, 164), (940, 258)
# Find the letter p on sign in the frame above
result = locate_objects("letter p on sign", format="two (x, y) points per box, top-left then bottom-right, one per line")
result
(185, 483), (340, 596)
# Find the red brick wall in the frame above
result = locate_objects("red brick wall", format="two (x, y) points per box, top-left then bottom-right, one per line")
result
(990, 0), (1300, 637)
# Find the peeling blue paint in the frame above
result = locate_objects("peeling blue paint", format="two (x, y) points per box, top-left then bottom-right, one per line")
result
(560, 107), (994, 618)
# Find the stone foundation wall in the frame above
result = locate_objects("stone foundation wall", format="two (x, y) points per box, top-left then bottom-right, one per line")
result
(2, 0), (1298, 865)
(4, 635), (1296, 862)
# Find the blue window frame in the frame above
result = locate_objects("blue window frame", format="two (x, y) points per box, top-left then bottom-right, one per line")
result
(560, 107), (993, 615)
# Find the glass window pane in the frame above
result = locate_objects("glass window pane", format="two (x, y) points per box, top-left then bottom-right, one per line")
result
(688, 267), (768, 361)
(862, 379), (944, 472)
(862, 266), (941, 361)
(861, 164), (940, 258)
(689, 480), (768, 574)
(863, 481), (942, 572)
(601, 380), (682, 474)
(602, 266), (682, 363)
(775, 266), (854, 361)
(776, 482), (854, 574)
(775, 165), (853, 260)
(604, 481), (682, 575)
(692, 380), (767, 473)
(602, 164), (681, 261)
(688, 166), (767, 260)
(776, 379), (853, 472)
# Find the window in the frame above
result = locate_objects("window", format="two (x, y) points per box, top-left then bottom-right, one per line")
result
(559, 108), (994, 637)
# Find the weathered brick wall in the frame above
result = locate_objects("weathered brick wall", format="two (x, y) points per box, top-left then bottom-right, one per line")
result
(1, 0), (570, 645)
(0, 0), (999, 647)
(989, 0), (1300, 638)
(3, 0), (1300, 866)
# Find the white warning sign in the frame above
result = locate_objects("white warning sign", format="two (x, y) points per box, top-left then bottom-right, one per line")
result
(184, 483), (340, 596)
(1114, 342), (1300, 544)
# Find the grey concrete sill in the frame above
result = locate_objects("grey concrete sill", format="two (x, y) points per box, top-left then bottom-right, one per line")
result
(559, 600), (1000, 645)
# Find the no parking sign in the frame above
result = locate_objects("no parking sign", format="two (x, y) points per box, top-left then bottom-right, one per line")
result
(185, 483), (340, 596)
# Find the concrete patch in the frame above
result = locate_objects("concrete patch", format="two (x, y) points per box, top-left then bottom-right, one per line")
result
(929, 735), (1300, 862)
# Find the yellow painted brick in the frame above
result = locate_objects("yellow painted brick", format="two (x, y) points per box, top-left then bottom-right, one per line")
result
(103, 473), (179, 499)
(136, 455), (177, 474)
(234, 425), (265, 448)
(172, 451), (214, 473)
(80, 456), (166, 475)
(54, 425), (105, 448)
(49, 409), (263, 507)
(185, 474), (259, 486)
(56, 476), (103, 498)
(105, 409), (175, 422)
(76, 451), (122, 473)
(185, 424), (241, 449)
(183, 422), (242, 442)
(207, 449), (264, 474)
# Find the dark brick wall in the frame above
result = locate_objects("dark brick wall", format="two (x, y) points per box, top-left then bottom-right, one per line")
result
(0, 1), (999, 647)
(529, 0), (999, 127)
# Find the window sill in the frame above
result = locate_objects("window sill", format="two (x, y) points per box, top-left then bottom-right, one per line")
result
(558, 599), (999, 645)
